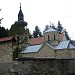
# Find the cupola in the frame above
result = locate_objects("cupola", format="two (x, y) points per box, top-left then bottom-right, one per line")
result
(44, 27), (59, 45)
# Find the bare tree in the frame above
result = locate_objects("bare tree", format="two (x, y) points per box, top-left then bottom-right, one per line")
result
(0, 8), (3, 24)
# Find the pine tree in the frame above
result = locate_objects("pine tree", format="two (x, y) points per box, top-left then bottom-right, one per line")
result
(33, 26), (42, 38)
(44, 25), (49, 31)
(9, 22), (26, 36)
(0, 9), (8, 38)
(0, 26), (8, 38)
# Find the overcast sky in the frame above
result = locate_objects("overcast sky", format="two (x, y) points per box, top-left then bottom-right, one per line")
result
(0, 0), (75, 40)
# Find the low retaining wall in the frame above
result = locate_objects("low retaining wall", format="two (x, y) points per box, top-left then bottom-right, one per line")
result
(0, 59), (75, 75)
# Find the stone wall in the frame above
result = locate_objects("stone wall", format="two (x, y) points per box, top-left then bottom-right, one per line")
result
(0, 59), (75, 75)
(0, 43), (75, 75)
(55, 49), (75, 58)
(0, 43), (13, 63)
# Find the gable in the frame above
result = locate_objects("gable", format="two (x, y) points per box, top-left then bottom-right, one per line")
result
(21, 43), (55, 58)
(38, 43), (55, 58)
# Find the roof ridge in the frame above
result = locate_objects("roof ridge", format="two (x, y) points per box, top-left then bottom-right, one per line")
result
(67, 40), (71, 49)
(46, 43), (55, 50)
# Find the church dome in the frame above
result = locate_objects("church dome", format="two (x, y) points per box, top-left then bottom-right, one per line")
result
(45, 27), (57, 33)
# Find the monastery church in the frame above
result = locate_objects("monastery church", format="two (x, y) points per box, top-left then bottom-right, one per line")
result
(15, 3), (75, 59)
(21, 26), (75, 59)
(1, 3), (75, 75)
(0, 3), (75, 61)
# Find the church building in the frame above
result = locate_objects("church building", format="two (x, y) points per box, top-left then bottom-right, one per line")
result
(21, 26), (75, 59)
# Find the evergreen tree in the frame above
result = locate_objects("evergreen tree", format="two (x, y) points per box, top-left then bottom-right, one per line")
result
(33, 31), (37, 38)
(39, 31), (42, 37)
(9, 22), (26, 36)
(44, 25), (49, 31)
(57, 21), (63, 33)
(0, 9), (8, 38)
(0, 26), (8, 38)
(33, 26), (42, 38)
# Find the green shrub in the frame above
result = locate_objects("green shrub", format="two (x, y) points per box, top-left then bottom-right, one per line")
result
(0, 72), (3, 75)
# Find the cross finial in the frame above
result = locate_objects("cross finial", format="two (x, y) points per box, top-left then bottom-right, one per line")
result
(20, 3), (21, 9)
(50, 21), (51, 27)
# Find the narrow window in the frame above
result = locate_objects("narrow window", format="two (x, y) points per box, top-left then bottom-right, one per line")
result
(54, 34), (55, 40)
(48, 35), (50, 41)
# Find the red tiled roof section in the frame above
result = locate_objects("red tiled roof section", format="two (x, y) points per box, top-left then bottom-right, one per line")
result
(0, 36), (14, 42)
(28, 34), (64, 45)
(28, 37), (45, 45)
(59, 34), (64, 41)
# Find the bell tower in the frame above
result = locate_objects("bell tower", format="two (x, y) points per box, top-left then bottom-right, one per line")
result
(18, 3), (28, 28)
(18, 3), (24, 21)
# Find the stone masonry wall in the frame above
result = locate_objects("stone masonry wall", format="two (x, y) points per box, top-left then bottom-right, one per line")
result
(0, 43), (13, 63)
(0, 59), (75, 75)
(0, 43), (75, 75)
